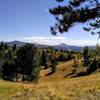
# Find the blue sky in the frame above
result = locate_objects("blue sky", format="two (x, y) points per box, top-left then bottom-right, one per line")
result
(0, 0), (98, 46)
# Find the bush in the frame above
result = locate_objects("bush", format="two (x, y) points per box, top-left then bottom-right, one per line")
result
(58, 52), (67, 61)
(51, 58), (58, 73)
(87, 59), (100, 75)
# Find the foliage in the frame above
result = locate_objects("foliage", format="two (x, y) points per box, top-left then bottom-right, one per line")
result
(0, 42), (99, 82)
(15, 44), (40, 81)
(67, 51), (73, 60)
(41, 50), (48, 69)
(82, 46), (90, 66)
(31, 49), (41, 82)
(73, 54), (78, 68)
(2, 61), (15, 81)
(0, 43), (42, 82)
(51, 58), (58, 73)
(87, 58), (100, 74)
(58, 52), (67, 61)
(49, 0), (100, 37)
(95, 44), (100, 56)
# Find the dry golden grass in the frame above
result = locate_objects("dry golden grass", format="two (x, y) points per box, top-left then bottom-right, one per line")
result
(0, 61), (100, 100)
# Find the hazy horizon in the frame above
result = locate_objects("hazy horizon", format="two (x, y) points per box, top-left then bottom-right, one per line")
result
(0, 36), (98, 47)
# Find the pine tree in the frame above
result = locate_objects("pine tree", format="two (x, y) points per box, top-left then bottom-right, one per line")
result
(51, 58), (58, 73)
(0, 42), (5, 51)
(49, 0), (100, 36)
(4, 43), (8, 50)
(83, 46), (90, 66)
(12, 44), (17, 52)
(2, 61), (15, 81)
(15, 44), (37, 81)
(41, 50), (48, 69)
(31, 49), (41, 82)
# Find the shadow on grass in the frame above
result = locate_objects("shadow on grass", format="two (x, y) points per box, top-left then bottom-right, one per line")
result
(64, 69), (88, 78)
(70, 71), (87, 78)
(64, 72), (75, 78)
(45, 72), (54, 76)
(64, 69), (77, 78)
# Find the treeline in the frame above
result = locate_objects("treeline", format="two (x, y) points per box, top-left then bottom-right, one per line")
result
(82, 45), (100, 74)
(0, 42), (79, 82)
(72, 45), (100, 75)
(0, 42), (100, 82)
(0, 42), (41, 82)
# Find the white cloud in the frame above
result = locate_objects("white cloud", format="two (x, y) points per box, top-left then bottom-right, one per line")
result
(18, 36), (97, 46)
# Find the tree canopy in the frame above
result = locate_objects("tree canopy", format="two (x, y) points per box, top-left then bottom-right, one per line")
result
(49, 0), (100, 37)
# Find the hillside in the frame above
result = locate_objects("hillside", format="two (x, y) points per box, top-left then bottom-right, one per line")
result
(39, 60), (85, 82)
(0, 61), (100, 100)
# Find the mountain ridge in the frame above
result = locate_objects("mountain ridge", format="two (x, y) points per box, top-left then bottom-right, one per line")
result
(4, 40), (96, 51)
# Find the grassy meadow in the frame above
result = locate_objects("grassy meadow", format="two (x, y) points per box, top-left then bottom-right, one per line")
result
(0, 61), (100, 100)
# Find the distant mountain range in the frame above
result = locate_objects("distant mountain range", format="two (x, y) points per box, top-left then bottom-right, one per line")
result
(6, 41), (96, 51)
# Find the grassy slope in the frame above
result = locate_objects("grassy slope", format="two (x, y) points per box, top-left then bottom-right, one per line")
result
(0, 61), (100, 100)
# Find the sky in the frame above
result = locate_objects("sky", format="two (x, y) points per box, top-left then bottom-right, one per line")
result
(0, 0), (99, 46)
